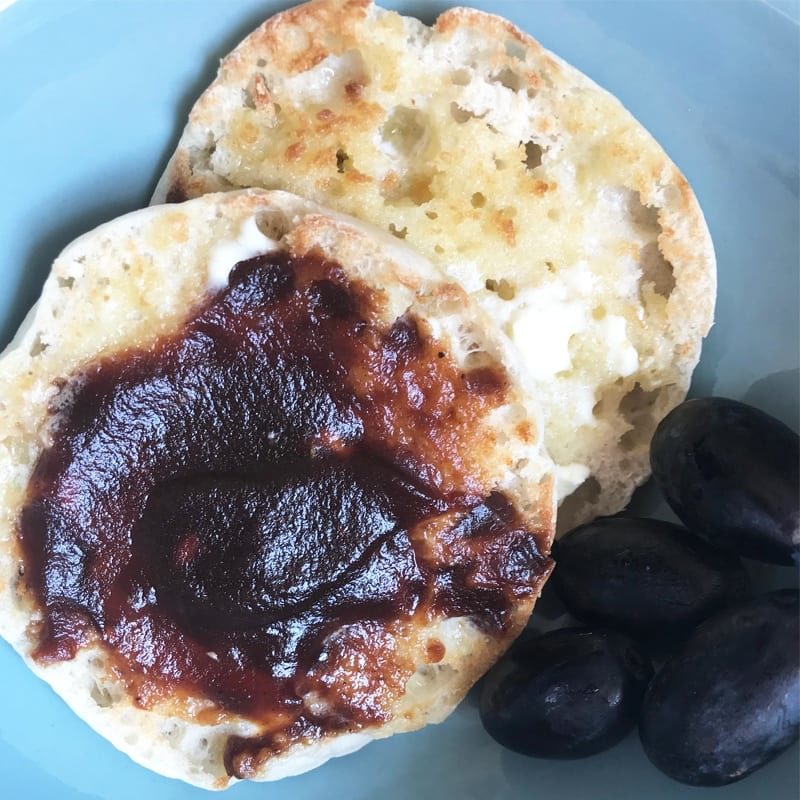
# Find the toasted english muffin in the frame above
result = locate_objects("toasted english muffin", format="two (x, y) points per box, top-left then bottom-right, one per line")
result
(0, 189), (555, 789)
(154, 0), (716, 529)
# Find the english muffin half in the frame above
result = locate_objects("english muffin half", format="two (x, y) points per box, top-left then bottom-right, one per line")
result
(154, 0), (716, 530)
(0, 189), (555, 788)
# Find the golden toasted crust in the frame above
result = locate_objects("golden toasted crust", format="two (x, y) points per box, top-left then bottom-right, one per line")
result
(154, 0), (716, 530)
(0, 189), (554, 789)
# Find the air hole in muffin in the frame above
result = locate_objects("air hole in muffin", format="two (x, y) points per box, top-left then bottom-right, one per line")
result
(524, 140), (543, 170)
(639, 242), (676, 299)
(162, 721), (180, 738)
(455, 323), (477, 348)
(627, 191), (660, 230)
(380, 167), (435, 205)
(494, 157), (507, 170)
(620, 425), (648, 452)
(344, 79), (365, 101)
(617, 383), (665, 452)
(243, 73), (273, 111)
(336, 148), (349, 173)
(505, 39), (526, 61)
(471, 192), (486, 208)
(29, 334), (47, 357)
(202, 136), (218, 165)
(57, 276), (75, 289)
(491, 67), (523, 92)
(556, 476), (602, 535)
(381, 106), (427, 156)
(90, 682), (114, 708)
(593, 383), (622, 420)
(463, 350), (492, 370)
(450, 102), (476, 124)
(388, 223), (408, 239)
(507, 404), (528, 424)
(256, 211), (290, 241)
(485, 278), (516, 300)
(426, 639), (446, 663)
(408, 174), (435, 205)
(451, 69), (471, 85)
(425, 210), (438, 220)
(256, 58), (267, 67)
(199, 737), (209, 749)
(620, 382), (660, 420)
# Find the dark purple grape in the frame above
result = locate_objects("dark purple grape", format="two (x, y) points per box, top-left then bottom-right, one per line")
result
(552, 516), (750, 634)
(480, 628), (652, 759)
(650, 397), (799, 565)
(639, 590), (799, 786)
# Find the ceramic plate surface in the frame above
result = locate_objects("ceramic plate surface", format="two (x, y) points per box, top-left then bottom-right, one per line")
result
(0, 1), (797, 797)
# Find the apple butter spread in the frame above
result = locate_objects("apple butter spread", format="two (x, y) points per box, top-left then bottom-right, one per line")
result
(18, 250), (551, 777)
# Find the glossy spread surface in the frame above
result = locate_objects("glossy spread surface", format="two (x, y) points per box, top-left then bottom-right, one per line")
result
(18, 251), (550, 776)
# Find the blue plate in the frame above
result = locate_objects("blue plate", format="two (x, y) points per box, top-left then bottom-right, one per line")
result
(1, 1), (797, 797)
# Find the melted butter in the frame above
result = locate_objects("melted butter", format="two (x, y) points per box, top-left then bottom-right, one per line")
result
(207, 216), (281, 289)
(596, 314), (638, 378)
